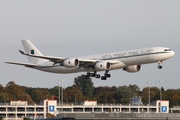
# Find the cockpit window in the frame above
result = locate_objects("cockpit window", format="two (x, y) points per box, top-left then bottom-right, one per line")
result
(164, 49), (171, 51)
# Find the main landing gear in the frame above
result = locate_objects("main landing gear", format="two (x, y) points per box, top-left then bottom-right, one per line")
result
(101, 71), (111, 80)
(157, 61), (162, 69)
(84, 71), (111, 80)
(83, 71), (100, 79)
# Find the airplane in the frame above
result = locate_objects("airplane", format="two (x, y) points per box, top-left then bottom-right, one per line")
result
(5, 39), (175, 80)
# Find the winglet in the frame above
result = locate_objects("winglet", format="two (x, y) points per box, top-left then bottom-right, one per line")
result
(19, 50), (26, 55)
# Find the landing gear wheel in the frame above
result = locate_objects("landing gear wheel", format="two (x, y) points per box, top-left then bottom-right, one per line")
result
(157, 61), (163, 69)
(83, 75), (89, 79)
(101, 76), (107, 80)
(158, 65), (162, 69)
(106, 74), (111, 78)
(87, 72), (91, 76)
(95, 74), (100, 78)
(104, 71), (111, 78)
(91, 73), (95, 77)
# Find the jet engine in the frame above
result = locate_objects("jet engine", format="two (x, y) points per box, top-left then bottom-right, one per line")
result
(123, 65), (141, 72)
(95, 61), (111, 71)
(63, 58), (79, 68)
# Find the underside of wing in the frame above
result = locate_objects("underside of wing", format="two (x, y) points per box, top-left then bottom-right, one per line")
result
(78, 59), (98, 67)
(78, 59), (123, 70)
(79, 59), (120, 65)
(5, 61), (38, 68)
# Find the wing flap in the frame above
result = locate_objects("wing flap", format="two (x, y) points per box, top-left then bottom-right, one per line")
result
(78, 59), (124, 69)
(5, 61), (38, 68)
(78, 59), (120, 65)
(78, 59), (97, 65)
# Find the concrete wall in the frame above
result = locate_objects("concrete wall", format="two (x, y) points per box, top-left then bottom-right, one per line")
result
(59, 113), (180, 120)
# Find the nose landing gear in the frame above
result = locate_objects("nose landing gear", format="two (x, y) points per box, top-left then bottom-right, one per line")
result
(158, 61), (162, 69)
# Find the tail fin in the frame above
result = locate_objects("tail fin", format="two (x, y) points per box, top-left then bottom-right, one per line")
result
(21, 39), (47, 64)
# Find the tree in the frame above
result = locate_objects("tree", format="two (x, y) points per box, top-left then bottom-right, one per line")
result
(164, 89), (180, 107)
(93, 86), (117, 104)
(141, 87), (149, 104)
(29, 88), (50, 103)
(141, 87), (159, 104)
(129, 84), (140, 96)
(93, 86), (110, 103)
(49, 86), (59, 96)
(63, 85), (84, 103)
(5, 81), (34, 104)
(74, 75), (94, 98)
(116, 85), (132, 104)
(0, 84), (5, 103)
(2, 80), (180, 107)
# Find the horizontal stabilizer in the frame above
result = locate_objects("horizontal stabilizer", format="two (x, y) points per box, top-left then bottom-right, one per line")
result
(5, 61), (38, 68)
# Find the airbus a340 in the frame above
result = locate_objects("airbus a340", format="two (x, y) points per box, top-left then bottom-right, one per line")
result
(6, 40), (175, 80)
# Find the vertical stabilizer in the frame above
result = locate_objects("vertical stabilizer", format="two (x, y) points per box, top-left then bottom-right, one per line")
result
(21, 40), (47, 64)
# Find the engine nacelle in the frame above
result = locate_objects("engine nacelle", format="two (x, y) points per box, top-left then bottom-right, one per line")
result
(123, 65), (141, 72)
(63, 58), (79, 68)
(95, 61), (111, 71)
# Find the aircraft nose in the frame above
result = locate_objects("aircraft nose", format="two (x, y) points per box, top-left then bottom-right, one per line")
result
(170, 51), (175, 57)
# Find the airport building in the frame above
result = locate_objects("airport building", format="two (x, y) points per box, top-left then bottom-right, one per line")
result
(0, 99), (170, 120)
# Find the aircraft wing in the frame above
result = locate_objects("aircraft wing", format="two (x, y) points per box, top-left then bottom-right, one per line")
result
(19, 50), (102, 65)
(5, 61), (38, 68)
(78, 59), (120, 64)
(19, 50), (98, 67)
(19, 50), (66, 63)
(78, 59), (122, 69)
(19, 50), (122, 69)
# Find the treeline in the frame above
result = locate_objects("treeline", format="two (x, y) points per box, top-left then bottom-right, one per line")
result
(0, 75), (180, 107)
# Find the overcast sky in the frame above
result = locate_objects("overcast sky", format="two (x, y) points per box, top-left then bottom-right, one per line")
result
(1, 0), (179, 90)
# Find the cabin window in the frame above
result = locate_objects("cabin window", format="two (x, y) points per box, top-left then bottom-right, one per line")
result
(164, 49), (171, 51)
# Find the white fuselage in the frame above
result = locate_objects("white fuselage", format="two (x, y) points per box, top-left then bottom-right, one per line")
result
(34, 47), (174, 74)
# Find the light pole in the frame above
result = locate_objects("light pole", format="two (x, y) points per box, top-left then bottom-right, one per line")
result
(105, 94), (107, 105)
(159, 80), (162, 113)
(112, 100), (116, 106)
(147, 81), (151, 105)
(4, 93), (5, 105)
(61, 81), (64, 112)
(147, 81), (151, 113)
(112, 100), (116, 113)
(58, 80), (63, 112)
(74, 94), (77, 105)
